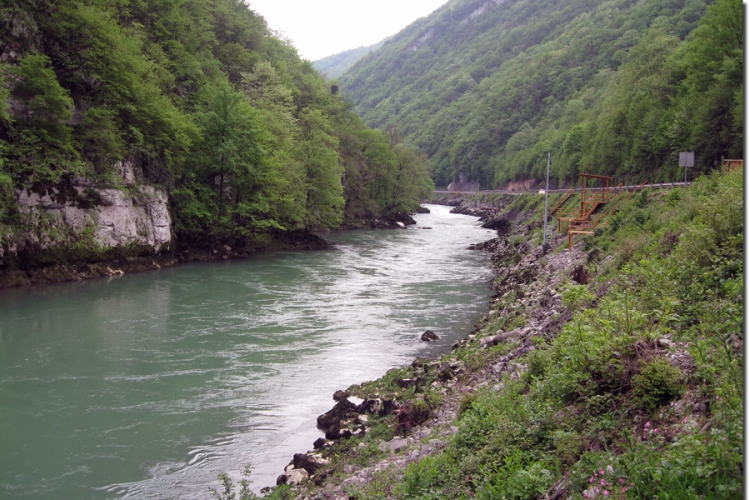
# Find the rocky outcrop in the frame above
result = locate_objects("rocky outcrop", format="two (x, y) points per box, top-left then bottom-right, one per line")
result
(3, 163), (171, 264)
(503, 178), (539, 192)
(276, 465), (309, 486)
(340, 212), (417, 230)
(15, 184), (171, 252)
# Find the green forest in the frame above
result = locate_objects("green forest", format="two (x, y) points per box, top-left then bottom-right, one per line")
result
(0, 0), (433, 253)
(313, 40), (387, 80)
(338, 0), (743, 188)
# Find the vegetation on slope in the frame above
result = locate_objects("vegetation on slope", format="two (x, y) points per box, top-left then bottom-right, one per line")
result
(313, 39), (387, 80)
(0, 0), (433, 260)
(390, 169), (743, 499)
(339, 0), (743, 188)
(219, 168), (742, 499)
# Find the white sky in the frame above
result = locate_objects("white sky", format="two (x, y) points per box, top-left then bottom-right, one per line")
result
(246, 0), (449, 61)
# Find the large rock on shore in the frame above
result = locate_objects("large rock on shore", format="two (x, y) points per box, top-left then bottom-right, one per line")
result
(316, 399), (359, 435)
(481, 218), (512, 234)
(292, 453), (329, 475)
(276, 465), (309, 486)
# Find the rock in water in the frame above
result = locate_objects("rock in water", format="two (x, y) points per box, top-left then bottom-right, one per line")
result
(421, 330), (439, 341)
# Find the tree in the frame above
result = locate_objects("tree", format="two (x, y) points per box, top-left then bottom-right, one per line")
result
(297, 108), (344, 229)
(3, 54), (83, 184)
(188, 82), (278, 243)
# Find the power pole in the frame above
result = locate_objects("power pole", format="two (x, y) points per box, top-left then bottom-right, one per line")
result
(543, 152), (551, 246)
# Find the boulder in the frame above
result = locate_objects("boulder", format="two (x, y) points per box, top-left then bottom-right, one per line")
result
(276, 467), (309, 486)
(316, 399), (359, 433)
(480, 327), (527, 348)
(293, 453), (329, 475)
(312, 437), (328, 449)
(572, 264), (590, 284)
(394, 377), (415, 388)
(332, 389), (350, 402)
(481, 218), (512, 235)
(421, 330), (439, 341)
(378, 437), (409, 453)
(357, 398), (383, 414)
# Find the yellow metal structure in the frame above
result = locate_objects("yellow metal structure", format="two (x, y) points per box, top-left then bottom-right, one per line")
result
(556, 174), (648, 251)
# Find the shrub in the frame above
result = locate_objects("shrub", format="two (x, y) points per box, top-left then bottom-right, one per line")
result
(631, 357), (683, 412)
(457, 392), (478, 418)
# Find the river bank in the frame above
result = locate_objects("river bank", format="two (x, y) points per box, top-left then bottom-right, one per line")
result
(249, 169), (743, 499)
(248, 191), (583, 496)
(0, 218), (417, 290)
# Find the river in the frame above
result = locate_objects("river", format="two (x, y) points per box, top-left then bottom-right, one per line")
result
(0, 204), (495, 498)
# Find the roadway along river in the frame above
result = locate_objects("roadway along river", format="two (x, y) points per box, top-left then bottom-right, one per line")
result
(0, 204), (496, 498)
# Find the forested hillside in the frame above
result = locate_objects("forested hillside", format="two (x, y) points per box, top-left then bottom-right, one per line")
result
(313, 39), (387, 80)
(339, 0), (743, 188)
(0, 0), (433, 258)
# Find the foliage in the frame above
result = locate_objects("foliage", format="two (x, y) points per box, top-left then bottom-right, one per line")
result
(0, 0), (434, 255)
(338, 0), (741, 188)
(210, 466), (292, 500)
(631, 357), (684, 412)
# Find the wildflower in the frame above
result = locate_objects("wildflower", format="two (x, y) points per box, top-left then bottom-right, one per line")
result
(603, 490), (609, 496)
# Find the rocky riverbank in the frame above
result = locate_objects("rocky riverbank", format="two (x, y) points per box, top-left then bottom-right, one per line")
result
(248, 170), (744, 500)
(0, 227), (333, 289)
(0, 176), (412, 289)
(254, 194), (589, 498)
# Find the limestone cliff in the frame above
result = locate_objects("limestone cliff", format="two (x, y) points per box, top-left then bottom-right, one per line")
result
(1, 163), (171, 263)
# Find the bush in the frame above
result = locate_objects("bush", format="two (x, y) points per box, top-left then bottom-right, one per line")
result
(631, 357), (683, 412)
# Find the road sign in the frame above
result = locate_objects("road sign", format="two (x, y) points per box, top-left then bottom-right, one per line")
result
(679, 151), (694, 167)
(679, 151), (694, 182)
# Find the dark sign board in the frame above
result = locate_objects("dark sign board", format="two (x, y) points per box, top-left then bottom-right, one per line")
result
(679, 151), (694, 167)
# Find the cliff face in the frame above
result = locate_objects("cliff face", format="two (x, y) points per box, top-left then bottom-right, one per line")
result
(1, 163), (171, 263)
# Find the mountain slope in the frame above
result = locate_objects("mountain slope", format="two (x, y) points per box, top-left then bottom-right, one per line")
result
(0, 0), (433, 273)
(313, 39), (387, 79)
(339, 0), (742, 188)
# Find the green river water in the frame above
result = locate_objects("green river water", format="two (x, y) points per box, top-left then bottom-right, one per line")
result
(0, 204), (495, 498)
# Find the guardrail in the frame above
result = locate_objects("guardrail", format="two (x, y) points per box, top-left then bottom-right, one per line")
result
(433, 181), (692, 196)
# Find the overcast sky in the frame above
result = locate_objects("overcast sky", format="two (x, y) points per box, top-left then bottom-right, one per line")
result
(246, 0), (449, 61)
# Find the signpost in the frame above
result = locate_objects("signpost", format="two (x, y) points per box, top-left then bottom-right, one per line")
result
(543, 152), (551, 245)
(679, 151), (694, 183)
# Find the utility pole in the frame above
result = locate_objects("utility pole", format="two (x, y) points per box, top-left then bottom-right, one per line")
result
(543, 152), (551, 246)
